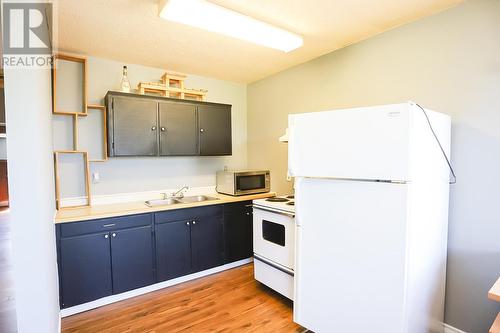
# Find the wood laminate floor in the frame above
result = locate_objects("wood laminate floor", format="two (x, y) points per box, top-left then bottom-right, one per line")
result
(0, 209), (17, 333)
(62, 263), (304, 333)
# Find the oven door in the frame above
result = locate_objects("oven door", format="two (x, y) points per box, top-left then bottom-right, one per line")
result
(253, 207), (295, 270)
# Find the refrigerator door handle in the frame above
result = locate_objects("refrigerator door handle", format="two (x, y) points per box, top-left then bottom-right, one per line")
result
(287, 116), (296, 177)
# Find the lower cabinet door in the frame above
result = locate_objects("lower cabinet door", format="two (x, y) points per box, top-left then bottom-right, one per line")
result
(224, 202), (253, 263)
(156, 220), (192, 281)
(191, 215), (224, 272)
(110, 226), (155, 294)
(60, 233), (112, 308)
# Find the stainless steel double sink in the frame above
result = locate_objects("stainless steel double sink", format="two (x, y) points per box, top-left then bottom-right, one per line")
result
(145, 195), (219, 207)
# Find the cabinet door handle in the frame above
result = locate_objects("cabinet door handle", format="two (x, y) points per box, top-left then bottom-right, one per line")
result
(192, 221), (196, 225)
(200, 128), (204, 133)
(104, 234), (109, 239)
(186, 222), (190, 226)
(161, 127), (166, 132)
(151, 126), (157, 131)
(246, 212), (251, 216)
(112, 233), (116, 238)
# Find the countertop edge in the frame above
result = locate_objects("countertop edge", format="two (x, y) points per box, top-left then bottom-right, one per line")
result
(55, 192), (276, 224)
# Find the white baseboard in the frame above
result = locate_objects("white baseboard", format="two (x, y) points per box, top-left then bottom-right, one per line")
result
(444, 323), (468, 333)
(60, 258), (252, 317)
(59, 186), (217, 207)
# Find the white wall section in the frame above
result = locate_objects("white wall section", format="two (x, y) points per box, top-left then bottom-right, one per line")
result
(3, 60), (61, 332)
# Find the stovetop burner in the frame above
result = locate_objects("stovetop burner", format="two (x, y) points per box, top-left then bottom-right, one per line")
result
(266, 197), (289, 202)
(286, 201), (295, 206)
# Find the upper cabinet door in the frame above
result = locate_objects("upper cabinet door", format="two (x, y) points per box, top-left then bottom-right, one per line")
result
(158, 102), (198, 156)
(198, 105), (232, 156)
(111, 96), (158, 156)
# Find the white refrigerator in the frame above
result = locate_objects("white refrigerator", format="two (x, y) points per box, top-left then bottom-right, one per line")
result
(288, 102), (452, 333)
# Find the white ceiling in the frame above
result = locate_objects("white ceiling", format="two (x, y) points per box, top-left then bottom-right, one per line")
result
(57, 0), (463, 83)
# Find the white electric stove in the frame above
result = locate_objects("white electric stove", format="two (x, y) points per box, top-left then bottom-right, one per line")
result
(253, 195), (296, 214)
(252, 195), (296, 300)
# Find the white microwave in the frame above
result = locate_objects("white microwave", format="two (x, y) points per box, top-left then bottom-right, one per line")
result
(216, 170), (270, 196)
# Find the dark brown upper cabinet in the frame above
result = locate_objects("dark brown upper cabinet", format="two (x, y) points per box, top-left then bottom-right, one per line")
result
(198, 104), (232, 156)
(159, 101), (198, 156)
(105, 91), (232, 157)
(111, 96), (158, 156)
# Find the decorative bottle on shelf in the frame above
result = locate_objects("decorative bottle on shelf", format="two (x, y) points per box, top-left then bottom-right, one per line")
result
(120, 65), (131, 93)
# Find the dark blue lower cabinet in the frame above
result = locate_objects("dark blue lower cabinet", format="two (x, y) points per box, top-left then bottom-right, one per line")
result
(60, 232), (113, 308)
(191, 215), (224, 273)
(155, 206), (224, 280)
(223, 201), (253, 263)
(156, 220), (192, 281)
(110, 226), (155, 294)
(57, 214), (155, 308)
(57, 203), (249, 308)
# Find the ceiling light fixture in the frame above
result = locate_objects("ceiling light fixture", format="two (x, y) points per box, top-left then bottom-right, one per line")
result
(158, 0), (303, 53)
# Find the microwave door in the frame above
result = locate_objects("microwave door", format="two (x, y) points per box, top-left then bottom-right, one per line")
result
(236, 173), (269, 195)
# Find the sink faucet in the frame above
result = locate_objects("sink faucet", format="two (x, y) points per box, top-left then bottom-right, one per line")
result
(163, 186), (189, 199)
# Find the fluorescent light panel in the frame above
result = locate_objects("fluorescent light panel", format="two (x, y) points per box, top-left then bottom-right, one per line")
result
(159, 0), (303, 52)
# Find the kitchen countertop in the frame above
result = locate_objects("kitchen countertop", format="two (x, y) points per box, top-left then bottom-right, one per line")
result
(55, 192), (276, 224)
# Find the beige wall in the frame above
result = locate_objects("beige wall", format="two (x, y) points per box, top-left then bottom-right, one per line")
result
(54, 56), (247, 197)
(247, 1), (500, 332)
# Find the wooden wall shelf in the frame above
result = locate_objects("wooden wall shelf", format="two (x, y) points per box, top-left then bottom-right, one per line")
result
(54, 151), (91, 210)
(52, 53), (88, 116)
(491, 313), (500, 333)
(51, 53), (108, 210)
(488, 277), (500, 302)
(489, 277), (500, 333)
(85, 105), (108, 162)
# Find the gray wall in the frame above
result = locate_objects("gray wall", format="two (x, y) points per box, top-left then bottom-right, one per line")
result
(247, 1), (500, 332)
(54, 56), (248, 198)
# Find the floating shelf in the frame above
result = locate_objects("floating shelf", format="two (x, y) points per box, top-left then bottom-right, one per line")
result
(491, 313), (500, 333)
(53, 151), (91, 210)
(52, 53), (88, 116)
(51, 53), (108, 210)
(488, 277), (500, 333)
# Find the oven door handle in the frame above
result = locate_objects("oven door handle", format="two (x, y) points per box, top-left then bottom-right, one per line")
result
(253, 205), (295, 218)
(253, 254), (294, 277)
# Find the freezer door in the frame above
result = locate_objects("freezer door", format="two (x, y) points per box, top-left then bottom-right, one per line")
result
(294, 178), (408, 333)
(288, 103), (411, 181)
